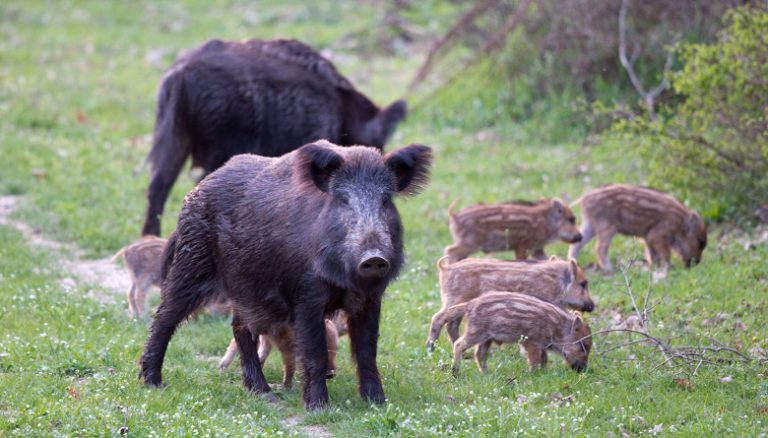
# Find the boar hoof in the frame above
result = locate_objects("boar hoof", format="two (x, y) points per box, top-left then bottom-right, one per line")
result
(325, 369), (336, 379)
(426, 340), (435, 352)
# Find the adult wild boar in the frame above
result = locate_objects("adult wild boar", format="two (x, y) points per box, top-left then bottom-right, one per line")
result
(139, 140), (432, 410)
(142, 38), (408, 236)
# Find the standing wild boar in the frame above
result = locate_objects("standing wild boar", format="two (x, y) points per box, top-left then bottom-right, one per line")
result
(567, 184), (707, 276)
(139, 140), (432, 409)
(427, 292), (592, 375)
(218, 318), (341, 389)
(142, 38), (408, 236)
(431, 256), (594, 348)
(444, 198), (582, 262)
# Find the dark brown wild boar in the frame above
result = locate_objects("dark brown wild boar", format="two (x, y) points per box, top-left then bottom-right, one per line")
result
(431, 256), (594, 348)
(426, 292), (592, 375)
(218, 318), (341, 388)
(444, 198), (582, 262)
(139, 140), (432, 409)
(142, 38), (407, 236)
(568, 184), (707, 277)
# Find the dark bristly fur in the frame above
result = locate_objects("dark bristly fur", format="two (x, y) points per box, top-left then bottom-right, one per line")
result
(142, 38), (408, 236)
(139, 140), (432, 410)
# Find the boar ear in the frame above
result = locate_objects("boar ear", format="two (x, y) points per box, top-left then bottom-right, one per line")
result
(384, 144), (433, 196)
(295, 142), (345, 192)
(687, 212), (703, 235)
(552, 199), (565, 219)
(569, 258), (579, 277)
(572, 315), (584, 333)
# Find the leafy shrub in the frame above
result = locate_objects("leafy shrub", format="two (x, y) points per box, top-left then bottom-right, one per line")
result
(608, 6), (767, 220)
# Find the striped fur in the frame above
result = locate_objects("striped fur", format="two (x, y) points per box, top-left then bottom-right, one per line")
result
(433, 256), (594, 348)
(445, 198), (582, 262)
(568, 184), (707, 275)
(427, 292), (592, 374)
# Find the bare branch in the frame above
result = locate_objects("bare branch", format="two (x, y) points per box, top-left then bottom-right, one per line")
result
(409, 0), (501, 90)
(618, 0), (675, 119)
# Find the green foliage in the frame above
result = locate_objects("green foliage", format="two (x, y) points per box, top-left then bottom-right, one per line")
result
(610, 6), (768, 220)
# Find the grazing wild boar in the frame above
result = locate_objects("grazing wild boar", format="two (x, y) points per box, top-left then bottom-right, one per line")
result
(139, 140), (432, 409)
(427, 292), (592, 375)
(142, 38), (408, 236)
(567, 184), (707, 276)
(444, 198), (582, 262)
(432, 256), (594, 347)
(218, 318), (341, 388)
(112, 236), (166, 319)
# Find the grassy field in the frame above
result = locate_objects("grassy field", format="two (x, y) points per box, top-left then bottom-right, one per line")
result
(2, 1), (767, 436)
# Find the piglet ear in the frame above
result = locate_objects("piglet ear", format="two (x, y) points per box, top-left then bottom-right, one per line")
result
(572, 315), (584, 333)
(687, 212), (703, 235)
(384, 143), (433, 196)
(294, 142), (345, 192)
(551, 199), (565, 219)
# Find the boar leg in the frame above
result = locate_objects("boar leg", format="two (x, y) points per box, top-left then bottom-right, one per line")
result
(269, 333), (296, 389)
(474, 340), (493, 373)
(595, 227), (616, 272)
(126, 284), (138, 319)
(347, 299), (386, 405)
(218, 338), (239, 370)
(522, 341), (546, 371)
(232, 315), (272, 397)
(446, 318), (462, 345)
(568, 217), (595, 261)
(532, 248), (547, 260)
(257, 335), (274, 365)
(514, 247), (528, 260)
(142, 135), (188, 237)
(136, 275), (154, 318)
(295, 302), (331, 409)
(325, 319), (340, 379)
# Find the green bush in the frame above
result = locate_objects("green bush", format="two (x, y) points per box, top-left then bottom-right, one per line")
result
(609, 6), (767, 220)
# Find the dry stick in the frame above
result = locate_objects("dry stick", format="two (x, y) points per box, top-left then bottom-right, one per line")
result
(409, 0), (535, 112)
(408, 0), (501, 91)
(618, 0), (674, 120)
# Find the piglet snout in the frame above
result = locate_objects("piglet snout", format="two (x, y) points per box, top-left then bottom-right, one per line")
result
(358, 253), (391, 278)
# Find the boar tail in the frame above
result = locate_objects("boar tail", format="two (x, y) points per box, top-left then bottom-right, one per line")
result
(110, 246), (127, 264)
(160, 232), (178, 283)
(426, 303), (468, 352)
(447, 200), (458, 218)
(146, 72), (187, 172)
(569, 196), (584, 208)
(436, 256), (451, 271)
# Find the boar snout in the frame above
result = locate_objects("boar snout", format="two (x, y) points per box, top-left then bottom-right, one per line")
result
(580, 300), (595, 312)
(326, 368), (336, 379)
(570, 360), (588, 372)
(570, 232), (583, 243)
(358, 253), (391, 278)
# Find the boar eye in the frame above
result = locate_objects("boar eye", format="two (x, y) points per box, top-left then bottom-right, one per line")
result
(568, 217), (576, 225)
(382, 194), (392, 206)
(580, 280), (588, 288)
(338, 194), (350, 206)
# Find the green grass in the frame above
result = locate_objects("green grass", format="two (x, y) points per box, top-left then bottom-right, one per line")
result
(2, 1), (767, 436)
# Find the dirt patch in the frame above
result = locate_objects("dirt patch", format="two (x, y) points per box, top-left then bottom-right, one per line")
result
(0, 195), (131, 305)
(282, 415), (334, 438)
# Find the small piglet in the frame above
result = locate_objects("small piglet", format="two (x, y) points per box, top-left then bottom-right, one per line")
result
(426, 291), (592, 375)
(112, 236), (166, 319)
(445, 198), (582, 262)
(568, 184), (707, 276)
(433, 256), (594, 348)
(218, 317), (341, 388)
